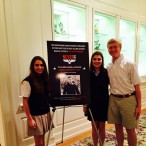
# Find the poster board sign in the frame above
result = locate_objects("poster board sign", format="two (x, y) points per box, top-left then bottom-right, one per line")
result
(47, 41), (90, 106)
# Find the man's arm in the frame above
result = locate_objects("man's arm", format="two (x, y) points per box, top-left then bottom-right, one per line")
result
(134, 84), (141, 120)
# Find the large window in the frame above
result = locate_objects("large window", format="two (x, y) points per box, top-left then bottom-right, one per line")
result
(138, 24), (146, 76)
(53, 1), (86, 42)
(94, 11), (117, 67)
(119, 19), (136, 62)
(93, 13), (138, 68)
(53, 2), (146, 77)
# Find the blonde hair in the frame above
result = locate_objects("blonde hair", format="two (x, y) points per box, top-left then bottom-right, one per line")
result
(107, 38), (122, 48)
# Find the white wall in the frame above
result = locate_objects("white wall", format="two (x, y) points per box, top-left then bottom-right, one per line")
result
(0, 0), (146, 145)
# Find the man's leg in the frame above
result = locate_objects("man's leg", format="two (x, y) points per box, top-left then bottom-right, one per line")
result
(126, 128), (137, 146)
(115, 124), (124, 146)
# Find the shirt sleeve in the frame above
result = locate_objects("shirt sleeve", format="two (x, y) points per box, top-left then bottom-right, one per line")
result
(21, 81), (31, 98)
(131, 63), (141, 85)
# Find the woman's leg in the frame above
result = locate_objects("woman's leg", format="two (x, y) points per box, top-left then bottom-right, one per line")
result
(34, 135), (45, 146)
(98, 122), (106, 146)
(91, 121), (99, 146)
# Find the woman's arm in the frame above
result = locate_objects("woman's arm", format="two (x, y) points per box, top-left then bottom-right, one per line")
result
(23, 97), (37, 128)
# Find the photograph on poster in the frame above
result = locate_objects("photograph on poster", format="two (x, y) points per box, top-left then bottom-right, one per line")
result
(60, 75), (81, 95)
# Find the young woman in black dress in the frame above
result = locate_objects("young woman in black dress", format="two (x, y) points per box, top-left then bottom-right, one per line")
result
(83, 51), (109, 146)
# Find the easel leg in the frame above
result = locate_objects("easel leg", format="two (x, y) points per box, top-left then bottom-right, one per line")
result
(88, 108), (104, 146)
(46, 107), (56, 146)
(61, 106), (65, 143)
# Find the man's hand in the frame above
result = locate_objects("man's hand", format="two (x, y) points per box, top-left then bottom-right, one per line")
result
(135, 106), (141, 120)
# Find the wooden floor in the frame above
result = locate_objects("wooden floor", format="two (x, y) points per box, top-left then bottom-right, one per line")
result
(56, 124), (113, 146)
(56, 109), (146, 146)
(56, 130), (92, 146)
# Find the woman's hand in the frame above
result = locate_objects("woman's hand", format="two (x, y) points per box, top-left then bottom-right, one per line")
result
(83, 105), (88, 116)
(28, 118), (37, 129)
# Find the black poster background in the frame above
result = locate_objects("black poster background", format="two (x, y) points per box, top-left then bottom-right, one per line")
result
(47, 41), (90, 106)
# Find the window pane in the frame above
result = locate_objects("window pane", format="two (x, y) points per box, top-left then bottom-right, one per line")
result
(94, 11), (117, 67)
(53, 1), (86, 42)
(119, 19), (136, 62)
(138, 24), (146, 76)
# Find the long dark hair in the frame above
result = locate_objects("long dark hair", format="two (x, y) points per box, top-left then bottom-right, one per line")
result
(90, 51), (104, 72)
(28, 56), (49, 93)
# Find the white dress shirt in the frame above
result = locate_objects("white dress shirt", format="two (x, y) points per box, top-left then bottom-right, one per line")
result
(107, 55), (141, 95)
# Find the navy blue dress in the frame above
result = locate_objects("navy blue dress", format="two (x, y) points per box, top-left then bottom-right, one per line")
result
(88, 68), (109, 121)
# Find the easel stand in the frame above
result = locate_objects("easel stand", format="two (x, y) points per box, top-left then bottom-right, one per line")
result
(46, 105), (104, 146)
(46, 106), (66, 146)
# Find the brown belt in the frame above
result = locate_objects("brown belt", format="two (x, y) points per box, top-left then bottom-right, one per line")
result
(111, 92), (135, 98)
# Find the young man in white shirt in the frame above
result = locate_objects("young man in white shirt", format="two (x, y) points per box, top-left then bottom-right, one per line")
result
(107, 38), (141, 146)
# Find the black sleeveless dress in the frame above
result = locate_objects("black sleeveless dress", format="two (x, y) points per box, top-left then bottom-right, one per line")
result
(87, 69), (109, 121)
